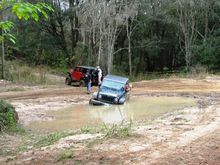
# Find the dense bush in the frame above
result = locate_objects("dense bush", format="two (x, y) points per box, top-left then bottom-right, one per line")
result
(0, 100), (18, 132)
(193, 30), (220, 71)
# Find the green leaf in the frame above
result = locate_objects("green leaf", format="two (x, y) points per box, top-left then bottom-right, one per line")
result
(41, 10), (48, 20)
(0, 21), (14, 31)
(3, 33), (16, 44)
(32, 12), (39, 21)
(11, 2), (53, 22)
(7, 33), (16, 40)
(9, 37), (16, 44)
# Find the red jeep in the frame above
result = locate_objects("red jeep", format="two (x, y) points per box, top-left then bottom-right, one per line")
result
(65, 66), (100, 86)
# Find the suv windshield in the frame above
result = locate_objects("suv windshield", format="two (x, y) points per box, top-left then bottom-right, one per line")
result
(100, 80), (125, 94)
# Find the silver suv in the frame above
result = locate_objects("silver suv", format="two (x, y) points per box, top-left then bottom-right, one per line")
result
(89, 75), (130, 105)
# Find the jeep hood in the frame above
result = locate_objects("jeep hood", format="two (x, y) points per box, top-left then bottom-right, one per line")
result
(99, 92), (120, 98)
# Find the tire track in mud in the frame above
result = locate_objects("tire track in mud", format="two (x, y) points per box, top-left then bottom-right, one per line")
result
(0, 87), (90, 100)
(1, 87), (220, 101)
(1, 77), (220, 101)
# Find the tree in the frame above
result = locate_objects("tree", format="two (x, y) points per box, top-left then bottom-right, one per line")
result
(177, 0), (198, 71)
(0, 0), (53, 79)
(79, 0), (139, 74)
(124, 0), (138, 76)
(2, 0), (220, 75)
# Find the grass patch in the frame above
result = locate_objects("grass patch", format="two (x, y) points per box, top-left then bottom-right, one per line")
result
(103, 121), (132, 139)
(86, 123), (132, 148)
(128, 71), (205, 83)
(8, 64), (51, 85)
(128, 72), (172, 82)
(80, 126), (98, 134)
(34, 131), (75, 148)
(120, 66), (210, 83)
(8, 124), (26, 135)
(105, 125), (131, 138)
(57, 150), (73, 161)
(4, 60), (64, 85)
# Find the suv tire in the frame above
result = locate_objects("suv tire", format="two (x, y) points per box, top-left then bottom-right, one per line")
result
(65, 76), (72, 85)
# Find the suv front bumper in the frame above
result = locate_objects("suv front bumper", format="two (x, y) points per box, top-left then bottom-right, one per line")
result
(89, 99), (111, 106)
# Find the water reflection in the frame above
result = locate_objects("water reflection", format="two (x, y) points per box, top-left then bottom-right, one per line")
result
(26, 96), (197, 132)
(87, 105), (126, 124)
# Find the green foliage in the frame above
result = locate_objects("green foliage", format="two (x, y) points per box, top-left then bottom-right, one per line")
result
(70, 42), (89, 66)
(12, 2), (53, 21)
(2, 0), (220, 74)
(0, 100), (18, 132)
(10, 124), (25, 134)
(0, 21), (16, 43)
(192, 29), (220, 70)
(10, 20), (68, 68)
(0, 21), (14, 31)
(0, 0), (53, 43)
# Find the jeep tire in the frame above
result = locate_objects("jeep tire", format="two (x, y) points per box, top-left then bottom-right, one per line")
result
(65, 76), (72, 85)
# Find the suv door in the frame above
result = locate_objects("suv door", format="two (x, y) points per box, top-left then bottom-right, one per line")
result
(72, 67), (83, 81)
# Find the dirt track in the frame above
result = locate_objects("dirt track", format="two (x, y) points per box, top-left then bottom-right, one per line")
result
(2, 76), (220, 100)
(1, 76), (220, 164)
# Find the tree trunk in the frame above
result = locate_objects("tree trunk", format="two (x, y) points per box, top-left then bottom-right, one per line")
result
(128, 37), (132, 76)
(126, 19), (132, 76)
(177, 0), (196, 71)
(98, 25), (103, 65)
(204, 0), (213, 42)
(185, 40), (191, 71)
(1, 29), (5, 79)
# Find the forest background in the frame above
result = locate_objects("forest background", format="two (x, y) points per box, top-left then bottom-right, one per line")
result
(1, 0), (220, 77)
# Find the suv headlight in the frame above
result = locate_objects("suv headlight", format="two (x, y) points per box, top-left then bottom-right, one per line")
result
(114, 97), (118, 102)
(98, 94), (102, 99)
(92, 92), (98, 99)
(119, 97), (125, 104)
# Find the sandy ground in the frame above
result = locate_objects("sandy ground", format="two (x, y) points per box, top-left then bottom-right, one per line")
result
(1, 76), (220, 164)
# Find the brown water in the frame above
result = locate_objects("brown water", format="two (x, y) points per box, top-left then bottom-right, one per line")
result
(26, 97), (197, 132)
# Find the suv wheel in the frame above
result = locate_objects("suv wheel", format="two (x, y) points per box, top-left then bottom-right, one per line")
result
(65, 76), (72, 85)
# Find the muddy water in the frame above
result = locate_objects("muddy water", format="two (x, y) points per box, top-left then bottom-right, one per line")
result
(26, 97), (197, 132)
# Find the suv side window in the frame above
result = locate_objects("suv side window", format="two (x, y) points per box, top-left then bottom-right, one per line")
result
(82, 68), (88, 74)
(78, 67), (84, 72)
(89, 69), (93, 74)
(74, 67), (80, 72)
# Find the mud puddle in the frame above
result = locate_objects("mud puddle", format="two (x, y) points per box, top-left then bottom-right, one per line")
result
(26, 96), (197, 132)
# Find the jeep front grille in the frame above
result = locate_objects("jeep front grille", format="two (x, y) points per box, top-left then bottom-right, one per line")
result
(101, 95), (115, 103)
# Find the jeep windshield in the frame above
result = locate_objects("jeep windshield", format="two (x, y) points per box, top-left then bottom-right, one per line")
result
(100, 80), (125, 95)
